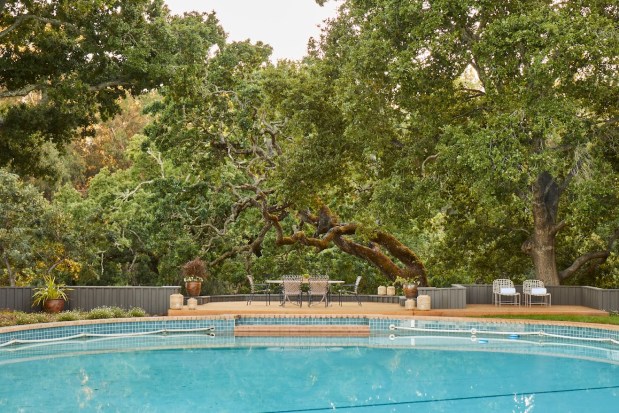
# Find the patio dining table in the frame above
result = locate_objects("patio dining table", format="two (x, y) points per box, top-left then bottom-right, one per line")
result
(265, 279), (345, 285)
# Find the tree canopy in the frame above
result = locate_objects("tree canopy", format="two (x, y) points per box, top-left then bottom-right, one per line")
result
(0, 0), (224, 177)
(1, 0), (617, 291)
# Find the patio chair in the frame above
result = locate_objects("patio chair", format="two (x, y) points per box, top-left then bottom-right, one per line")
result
(335, 275), (362, 306)
(492, 279), (520, 306)
(523, 279), (551, 307)
(308, 275), (330, 307)
(246, 274), (271, 305)
(281, 275), (303, 307)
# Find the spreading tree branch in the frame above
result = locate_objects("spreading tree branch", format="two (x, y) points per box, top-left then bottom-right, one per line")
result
(559, 228), (619, 280)
(0, 14), (77, 40)
(559, 251), (610, 281)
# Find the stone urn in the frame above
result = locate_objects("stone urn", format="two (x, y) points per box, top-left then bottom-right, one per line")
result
(185, 281), (202, 297)
(402, 282), (418, 299)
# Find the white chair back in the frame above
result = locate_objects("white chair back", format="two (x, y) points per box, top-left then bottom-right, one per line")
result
(493, 279), (515, 294)
(523, 279), (545, 294)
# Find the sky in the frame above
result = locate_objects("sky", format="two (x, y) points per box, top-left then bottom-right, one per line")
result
(164, 0), (341, 62)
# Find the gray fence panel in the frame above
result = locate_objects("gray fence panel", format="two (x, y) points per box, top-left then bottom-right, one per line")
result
(0, 287), (33, 312)
(583, 287), (619, 312)
(418, 286), (466, 309)
(463, 284), (493, 304)
(1, 286), (180, 315)
(68, 286), (181, 315)
(546, 286), (582, 306)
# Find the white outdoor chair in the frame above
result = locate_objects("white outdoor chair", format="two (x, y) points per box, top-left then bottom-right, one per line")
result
(492, 279), (520, 306)
(523, 279), (551, 306)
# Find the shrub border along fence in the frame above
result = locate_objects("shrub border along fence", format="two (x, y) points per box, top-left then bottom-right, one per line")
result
(1, 284), (618, 313)
(0, 286), (180, 316)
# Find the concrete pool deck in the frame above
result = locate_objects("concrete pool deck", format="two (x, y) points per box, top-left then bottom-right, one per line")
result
(168, 302), (609, 317)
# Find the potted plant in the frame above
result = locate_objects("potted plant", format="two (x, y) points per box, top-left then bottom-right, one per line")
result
(395, 276), (418, 299)
(32, 276), (72, 313)
(182, 257), (207, 296)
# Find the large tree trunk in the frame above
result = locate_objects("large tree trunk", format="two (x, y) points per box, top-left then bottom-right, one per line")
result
(522, 171), (613, 286)
(523, 172), (562, 285)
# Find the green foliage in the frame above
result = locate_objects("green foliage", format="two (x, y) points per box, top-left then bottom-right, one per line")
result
(0, 0), (226, 177)
(31, 276), (71, 306)
(307, 0), (619, 285)
(14, 312), (53, 325)
(2, 0), (617, 290)
(0, 307), (149, 327)
(55, 310), (82, 322)
(127, 307), (147, 317)
(0, 168), (50, 286)
(482, 314), (619, 326)
(85, 306), (124, 319)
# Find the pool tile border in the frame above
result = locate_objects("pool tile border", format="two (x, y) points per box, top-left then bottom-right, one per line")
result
(2, 314), (618, 345)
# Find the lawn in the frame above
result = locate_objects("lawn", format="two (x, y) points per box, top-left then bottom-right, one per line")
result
(481, 313), (619, 326)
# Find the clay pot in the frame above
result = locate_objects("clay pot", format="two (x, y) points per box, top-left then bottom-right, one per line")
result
(403, 283), (418, 299)
(43, 299), (66, 313)
(185, 281), (202, 297)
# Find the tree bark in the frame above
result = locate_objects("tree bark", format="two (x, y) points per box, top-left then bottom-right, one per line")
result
(523, 171), (614, 285)
(523, 172), (562, 285)
(264, 203), (429, 286)
(2, 254), (15, 287)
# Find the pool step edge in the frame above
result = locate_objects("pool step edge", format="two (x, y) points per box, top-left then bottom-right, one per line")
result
(234, 325), (370, 337)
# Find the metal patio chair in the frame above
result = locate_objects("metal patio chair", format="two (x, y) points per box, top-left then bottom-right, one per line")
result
(281, 274), (303, 307)
(335, 275), (362, 306)
(246, 274), (271, 305)
(523, 279), (551, 306)
(492, 279), (520, 306)
(308, 275), (330, 307)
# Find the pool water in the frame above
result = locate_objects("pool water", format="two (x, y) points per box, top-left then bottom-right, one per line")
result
(1, 345), (618, 412)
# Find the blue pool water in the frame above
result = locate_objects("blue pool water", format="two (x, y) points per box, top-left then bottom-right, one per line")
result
(1, 344), (618, 412)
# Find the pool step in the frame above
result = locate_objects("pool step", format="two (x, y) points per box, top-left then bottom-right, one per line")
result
(234, 325), (370, 337)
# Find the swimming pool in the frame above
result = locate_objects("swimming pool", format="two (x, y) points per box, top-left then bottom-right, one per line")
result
(1, 316), (618, 412)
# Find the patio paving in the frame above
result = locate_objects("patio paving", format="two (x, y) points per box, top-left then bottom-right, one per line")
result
(168, 301), (608, 317)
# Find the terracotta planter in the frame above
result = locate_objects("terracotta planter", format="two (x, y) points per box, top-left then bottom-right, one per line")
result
(43, 299), (66, 313)
(403, 283), (418, 299)
(185, 281), (202, 297)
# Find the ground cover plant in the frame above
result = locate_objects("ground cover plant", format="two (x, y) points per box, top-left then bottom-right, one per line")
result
(0, 307), (147, 327)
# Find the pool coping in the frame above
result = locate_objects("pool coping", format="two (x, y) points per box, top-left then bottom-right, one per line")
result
(2, 314), (619, 334)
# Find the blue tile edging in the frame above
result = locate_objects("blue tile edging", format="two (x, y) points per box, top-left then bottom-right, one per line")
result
(0, 316), (235, 345)
(2, 315), (618, 346)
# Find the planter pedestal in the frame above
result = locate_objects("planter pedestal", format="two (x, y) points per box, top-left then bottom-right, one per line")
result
(417, 295), (431, 310)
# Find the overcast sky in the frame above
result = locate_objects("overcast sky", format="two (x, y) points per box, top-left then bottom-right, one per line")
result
(164, 0), (340, 62)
